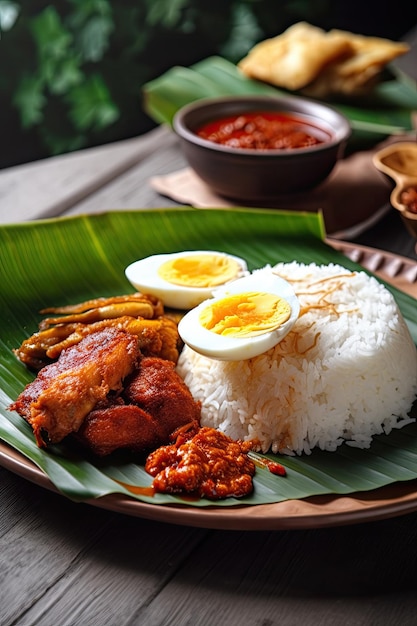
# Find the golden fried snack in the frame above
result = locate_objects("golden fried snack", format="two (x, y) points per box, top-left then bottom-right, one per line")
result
(9, 328), (140, 447)
(238, 22), (409, 97)
(304, 31), (410, 97)
(238, 22), (352, 91)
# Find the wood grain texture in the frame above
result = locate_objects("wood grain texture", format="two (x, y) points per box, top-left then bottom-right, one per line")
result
(0, 128), (167, 223)
(2, 466), (417, 626)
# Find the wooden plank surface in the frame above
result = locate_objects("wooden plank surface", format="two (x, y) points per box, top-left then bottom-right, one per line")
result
(2, 466), (417, 626)
(63, 126), (183, 217)
(0, 128), (167, 223)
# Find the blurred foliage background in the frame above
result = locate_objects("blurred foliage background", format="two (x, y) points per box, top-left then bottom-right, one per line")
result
(0, 0), (414, 169)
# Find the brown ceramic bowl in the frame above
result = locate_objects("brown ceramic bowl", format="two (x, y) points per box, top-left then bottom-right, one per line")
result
(173, 95), (351, 202)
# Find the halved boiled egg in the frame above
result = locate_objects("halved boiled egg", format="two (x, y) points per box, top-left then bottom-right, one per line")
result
(178, 267), (300, 361)
(125, 250), (248, 309)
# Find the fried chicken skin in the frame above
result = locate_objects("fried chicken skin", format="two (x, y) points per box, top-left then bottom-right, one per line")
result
(76, 403), (165, 456)
(123, 356), (201, 429)
(75, 357), (201, 456)
(9, 328), (140, 447)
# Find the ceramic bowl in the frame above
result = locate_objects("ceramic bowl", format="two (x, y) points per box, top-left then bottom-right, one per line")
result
(173, 95), (351, 202)
(373, 141), (417, 241)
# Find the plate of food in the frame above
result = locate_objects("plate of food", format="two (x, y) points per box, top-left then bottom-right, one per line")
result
(1, 207), (417, 530)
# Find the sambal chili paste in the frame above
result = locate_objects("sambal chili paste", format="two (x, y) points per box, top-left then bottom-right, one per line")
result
(197, 111), (331, 150)
(145, 424), (257, 499)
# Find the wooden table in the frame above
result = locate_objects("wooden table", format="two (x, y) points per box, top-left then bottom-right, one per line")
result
(2, 99), (417, 626)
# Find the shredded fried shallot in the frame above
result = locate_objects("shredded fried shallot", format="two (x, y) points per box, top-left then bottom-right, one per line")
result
(268, 271), (359, 358)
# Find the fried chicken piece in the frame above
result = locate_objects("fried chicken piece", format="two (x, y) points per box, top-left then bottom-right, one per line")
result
(75, 356), (201, 456)
(76, 402), (195, 457)
(9, 328), (140, 447)
(123, 356), (201, 430)
(13, 323), (82, 371)
(76, 402), (165, 456)
(146, 316), (182, 363)
(118, 316), (181, 363)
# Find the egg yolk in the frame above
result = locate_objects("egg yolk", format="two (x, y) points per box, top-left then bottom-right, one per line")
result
(157, 254), (241, 288)
(199, 291), (291, 337)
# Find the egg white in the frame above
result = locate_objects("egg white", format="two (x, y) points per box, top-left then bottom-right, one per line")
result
(125, 250), (248, 309)
(178, 267), (300, 361)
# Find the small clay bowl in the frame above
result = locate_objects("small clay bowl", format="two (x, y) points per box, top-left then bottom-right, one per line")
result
(373, 141), (417, 242)
(173, 95), (351, 201)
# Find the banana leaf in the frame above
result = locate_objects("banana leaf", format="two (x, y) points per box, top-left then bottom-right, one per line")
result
(1, 207), (417, 509)
(142, 56), (417, 149)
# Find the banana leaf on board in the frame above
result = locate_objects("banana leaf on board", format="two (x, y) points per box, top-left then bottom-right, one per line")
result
(0, 208), (417, 509)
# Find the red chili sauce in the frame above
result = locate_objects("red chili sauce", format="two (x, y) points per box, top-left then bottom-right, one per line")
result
(197, 111), (331, 150)
(145, 424), (257, 500)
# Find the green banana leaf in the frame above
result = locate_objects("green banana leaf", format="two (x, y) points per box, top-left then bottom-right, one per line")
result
(142, 56), (417, 148)
(1, 207), (417, 509)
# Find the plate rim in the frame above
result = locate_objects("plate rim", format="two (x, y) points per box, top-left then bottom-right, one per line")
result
(2, 439), (417, 530)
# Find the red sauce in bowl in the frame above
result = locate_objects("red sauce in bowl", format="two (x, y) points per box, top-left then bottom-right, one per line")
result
(197, 111), (331, 151)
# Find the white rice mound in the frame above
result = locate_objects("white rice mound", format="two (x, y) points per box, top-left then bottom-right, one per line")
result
(176, 262), (417, 455)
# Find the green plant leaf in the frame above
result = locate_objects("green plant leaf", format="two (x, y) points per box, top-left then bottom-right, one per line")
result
(30, 6), (73, 59)
(0, 208), (416, 508)
(45, 55), (84, 95)
(143, 56), (416, 146)
(145, 0), (189, 28)
(76, 15), (114, 62)
(13, 75), (46, 127)
(66, 74), (119, 131)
